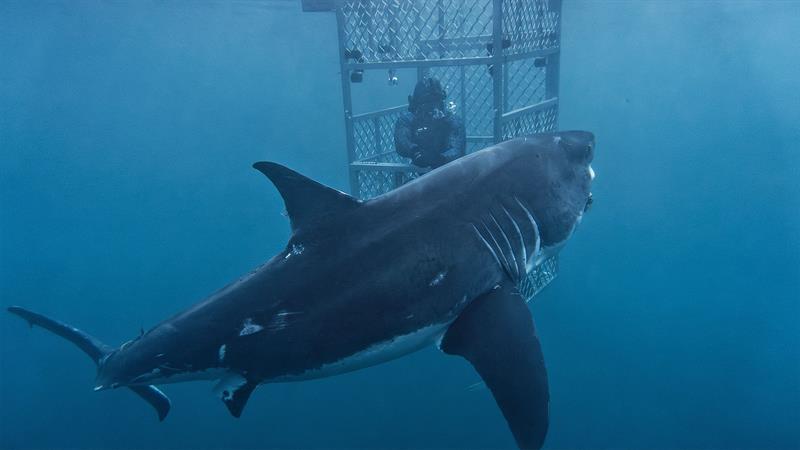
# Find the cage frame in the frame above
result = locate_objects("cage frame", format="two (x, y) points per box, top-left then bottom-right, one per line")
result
(307, 0), (564, 299)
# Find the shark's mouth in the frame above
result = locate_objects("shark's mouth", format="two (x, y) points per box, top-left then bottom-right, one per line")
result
(584, 164), (595, 213)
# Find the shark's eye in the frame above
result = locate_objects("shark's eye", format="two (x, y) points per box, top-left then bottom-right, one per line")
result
(586, 144), (593, 153)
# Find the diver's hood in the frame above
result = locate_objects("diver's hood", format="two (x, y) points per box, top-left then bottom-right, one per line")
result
(409, 78), (446, 110)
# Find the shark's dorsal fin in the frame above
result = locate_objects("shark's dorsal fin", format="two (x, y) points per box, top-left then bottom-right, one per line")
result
(253, 162), (361, 232)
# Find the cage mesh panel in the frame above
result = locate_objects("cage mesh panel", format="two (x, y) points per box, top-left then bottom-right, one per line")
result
(502, 0), (559, 55)
(340, 0), (559, 64)
(426, 64), (492, 139)
(355, 169), (420, 199)
(519, 254), (559, 300)
(351, 106), (418, 198)
(463, 65), (494, 137)
(502, 105), (558, 139)
(506, 58), (547, 112)
(356, 170), (393, 199)
(352, 109), (408, 162)
(340, 0), (495, 63)
(467, 138), (493, 155)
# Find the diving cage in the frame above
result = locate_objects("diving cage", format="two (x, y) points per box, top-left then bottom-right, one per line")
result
(303, 0), (562, 300)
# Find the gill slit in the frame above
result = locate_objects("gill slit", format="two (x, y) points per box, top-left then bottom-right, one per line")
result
(470, 223), (503, 272)
(501, 204), (527, 276)
(514, 196), (542, 261)
(488, 211), (520, 281)
(480, 220), (514, 279)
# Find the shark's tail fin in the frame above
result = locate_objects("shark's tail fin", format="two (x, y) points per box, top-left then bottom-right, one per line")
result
(7, 306), (114, 362)
(7, 306), (171, 421)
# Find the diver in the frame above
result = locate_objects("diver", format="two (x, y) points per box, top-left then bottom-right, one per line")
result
(394, 77), (466, 169)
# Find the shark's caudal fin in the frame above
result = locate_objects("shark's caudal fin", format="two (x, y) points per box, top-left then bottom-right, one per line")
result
(440, 285), (549, 450)
(7, 306), (171, 421)
(253, 161), (361, 232)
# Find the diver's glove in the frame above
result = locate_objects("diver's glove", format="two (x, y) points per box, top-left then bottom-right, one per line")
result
(426, 153), (448, 168)
(413, 149), (447, 168)
(411, 150), (427, 167)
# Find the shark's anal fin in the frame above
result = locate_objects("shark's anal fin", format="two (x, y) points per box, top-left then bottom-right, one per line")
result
(214, 373), (258, 418)
(440, 285), (549, 450)
(129, 385), (171, 421)
(253, 161), (360, 232)
(7, 306), (172, 422)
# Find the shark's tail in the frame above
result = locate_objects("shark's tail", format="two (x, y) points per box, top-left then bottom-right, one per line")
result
(7, 306), (171, 421)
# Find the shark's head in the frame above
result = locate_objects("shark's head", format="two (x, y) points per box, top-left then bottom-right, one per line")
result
(506, 130), (596, 253)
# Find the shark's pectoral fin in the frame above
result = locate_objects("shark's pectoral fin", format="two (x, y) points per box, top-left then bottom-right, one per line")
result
(441, 284), (549, 450)
(253, 161), (361, 232)
(214, 373), (258, 418)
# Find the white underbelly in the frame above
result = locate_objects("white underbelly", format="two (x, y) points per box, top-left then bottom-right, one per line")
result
(270, 323), (449, 383)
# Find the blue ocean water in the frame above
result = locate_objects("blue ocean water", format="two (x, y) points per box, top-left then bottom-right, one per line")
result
(1, 1), (798, 449)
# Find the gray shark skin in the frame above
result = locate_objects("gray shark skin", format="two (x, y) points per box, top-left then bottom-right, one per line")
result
(8, 130), (595, 450)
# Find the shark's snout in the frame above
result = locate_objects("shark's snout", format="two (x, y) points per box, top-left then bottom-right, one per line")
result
(557, 130), (595, 164)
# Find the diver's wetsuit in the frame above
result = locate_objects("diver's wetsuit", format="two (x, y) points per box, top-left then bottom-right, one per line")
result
(394, 111), (466, 169)
(394, 77), (467, 170)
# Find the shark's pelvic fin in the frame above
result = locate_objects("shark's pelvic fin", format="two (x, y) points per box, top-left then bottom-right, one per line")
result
(6, 306), (171, 422)
(253, 161), (361, 232)
(440, 285), (550, 450)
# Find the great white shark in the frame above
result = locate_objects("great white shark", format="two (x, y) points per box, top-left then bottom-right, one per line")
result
(8, 131), (595, 449)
